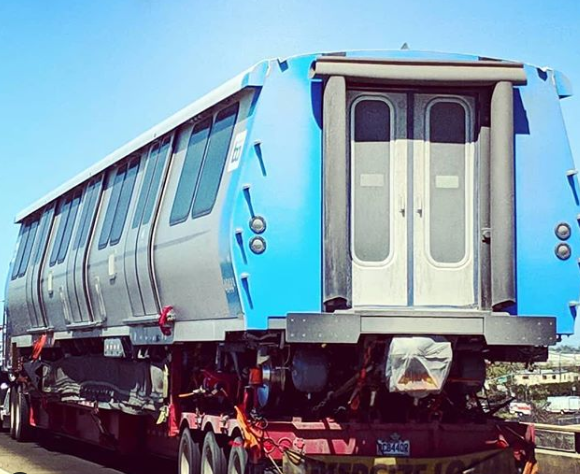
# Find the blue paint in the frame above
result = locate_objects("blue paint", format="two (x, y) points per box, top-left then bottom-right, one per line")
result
(515, 65), (580, 335)
(230, 55), (323, 330)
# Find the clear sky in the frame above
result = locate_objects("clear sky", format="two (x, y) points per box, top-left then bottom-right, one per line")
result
(1, 0), (580, 341)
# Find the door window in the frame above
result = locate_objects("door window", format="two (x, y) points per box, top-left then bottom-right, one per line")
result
(427, 100), (468, 264)
(351, 98), (393, 263)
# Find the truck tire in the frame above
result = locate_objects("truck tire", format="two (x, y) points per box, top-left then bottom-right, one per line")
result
(13, 386), (31, 442)
(201, 431), (227, 474)
(179, 427), (201, 474)
(227, 436), (248, 474)
(9, 388), (16, 439)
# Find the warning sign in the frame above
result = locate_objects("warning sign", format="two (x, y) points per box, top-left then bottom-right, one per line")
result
(283, 448), (516, 474)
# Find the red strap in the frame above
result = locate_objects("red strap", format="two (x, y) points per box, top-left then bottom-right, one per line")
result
(158, 306), (174, 336)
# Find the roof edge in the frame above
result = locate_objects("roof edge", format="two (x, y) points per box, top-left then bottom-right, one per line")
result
(15, 60), (270, 223)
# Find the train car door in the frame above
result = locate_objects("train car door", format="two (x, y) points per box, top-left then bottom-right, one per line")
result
(26, 205), (55, 328)
(349, 91), (476, 308)
(349, 93), (408, 306)
(125, 136), (172, 317)
(412, 95), (476, 307)
(65, 177), (103, 324)
(39, 191), (82, 331)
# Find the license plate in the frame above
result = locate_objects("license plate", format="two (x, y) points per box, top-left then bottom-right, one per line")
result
(377, 437), (411, 457)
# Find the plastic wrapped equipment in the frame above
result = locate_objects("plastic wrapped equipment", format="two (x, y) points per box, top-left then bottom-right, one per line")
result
(385, 336), (453, 399)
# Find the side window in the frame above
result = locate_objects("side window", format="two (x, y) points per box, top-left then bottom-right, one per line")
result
(141, 137), (171, 225)
(32, 206), (55, 266)
(109, 159), (139, 245)
(11, 218), (39, 280)
(73, 178), (102, 250)
(191, 103), (239, 218)
(99, 166), (126, 249)
(50, 198), (72, 267)
(170, 119), (212, 225)
(18, 219), (39, 277)
(132, 146), (159, 229)
(11, 224), (31, 280)
(56, 191), (81, 264)
(98, 160), (139, 249)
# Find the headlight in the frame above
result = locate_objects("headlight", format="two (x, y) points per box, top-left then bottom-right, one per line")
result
(249, 236), (267, 254)
(555, 243), (572, 260)
(249, 216), (267, 234)
(555, 222), (572, 241)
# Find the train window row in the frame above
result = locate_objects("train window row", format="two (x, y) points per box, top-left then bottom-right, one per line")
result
(11, 101), (240, 280)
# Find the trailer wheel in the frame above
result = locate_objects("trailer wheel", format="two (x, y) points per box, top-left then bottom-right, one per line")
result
(9, 388), (16, 439)
(179, 427), (201, 474)
(201, 431), (227, 474)
(13, 386), (30, 442)
(227, 436), (248, 474)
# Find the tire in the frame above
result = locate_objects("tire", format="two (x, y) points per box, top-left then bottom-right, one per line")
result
(9, 387), (16, 439)
(179, 427), (201, 474)
(13, 386), (31, 442)
(227, 436), (248, 474)
(201, 431), (227, 474)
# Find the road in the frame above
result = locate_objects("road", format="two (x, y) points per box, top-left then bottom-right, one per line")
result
(0, 431), (175, 474)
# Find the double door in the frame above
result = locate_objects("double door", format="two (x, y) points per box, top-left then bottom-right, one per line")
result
(350, 91), (477, 308)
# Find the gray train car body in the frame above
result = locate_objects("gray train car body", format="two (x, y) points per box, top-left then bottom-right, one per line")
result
(7, 84), (256, 346)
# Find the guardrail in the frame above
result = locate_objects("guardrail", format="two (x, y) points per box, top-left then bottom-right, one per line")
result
(532, 423), (580, 474)
(534, 422), (580, 453)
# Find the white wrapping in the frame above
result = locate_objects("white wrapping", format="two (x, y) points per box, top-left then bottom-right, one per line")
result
(385, 336), (453, 399)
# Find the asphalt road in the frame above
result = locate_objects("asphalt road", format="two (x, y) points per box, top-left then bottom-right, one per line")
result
(0, 431), (176, 474)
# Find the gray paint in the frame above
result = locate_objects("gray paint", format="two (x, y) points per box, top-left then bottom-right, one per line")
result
(284, 311), (556, 346)
(312, 57), (527, 86)
(490, 82), (516, 308)
(479, 120), (492, 310)
(322, 76), (351, 307)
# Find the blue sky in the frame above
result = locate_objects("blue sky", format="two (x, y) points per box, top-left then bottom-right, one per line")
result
(1, 0), (580, 341)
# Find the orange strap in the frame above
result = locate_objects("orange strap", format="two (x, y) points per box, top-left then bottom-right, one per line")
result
(31, 334), (47, 360)
(235, 406), (260, 449)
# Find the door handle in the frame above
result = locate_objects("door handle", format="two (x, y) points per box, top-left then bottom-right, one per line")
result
(416, 198), (423, 217)
(399, 196), (405, 217)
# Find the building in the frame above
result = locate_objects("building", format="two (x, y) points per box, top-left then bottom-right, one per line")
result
(513, 369), (580, 386)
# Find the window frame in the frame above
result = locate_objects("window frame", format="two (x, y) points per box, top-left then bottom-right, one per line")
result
(349, 95), (396, 266)
(49, 198), (73, 267)
(98, 158), (140, 250)
(169, 118), (213, 226)
(109, 158), (140, 246)
(56, 190), (82, 265)
(191, 102), (239, 219)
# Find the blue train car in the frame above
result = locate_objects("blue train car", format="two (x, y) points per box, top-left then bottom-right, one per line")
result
(3, 50), (578, 471)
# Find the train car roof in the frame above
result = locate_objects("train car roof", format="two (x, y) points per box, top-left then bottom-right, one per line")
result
(15, 60), (271, 223)
(15, 49), (572, 223)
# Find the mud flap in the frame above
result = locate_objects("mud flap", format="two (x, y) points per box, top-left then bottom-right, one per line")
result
(283, 448), (517, 474)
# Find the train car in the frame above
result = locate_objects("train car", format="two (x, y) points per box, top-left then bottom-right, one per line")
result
(3, 49), (579, 473)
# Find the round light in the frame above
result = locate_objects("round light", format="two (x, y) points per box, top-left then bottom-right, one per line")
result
(249, 216), (267, 234)
(250, 236), (267, 254)
(555, 222), (572, 241)
(555, 243), (572, 261)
